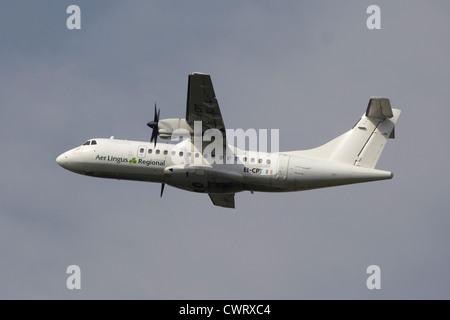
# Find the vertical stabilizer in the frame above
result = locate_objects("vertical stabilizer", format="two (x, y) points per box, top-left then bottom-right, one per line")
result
(289, 97), (401, 169)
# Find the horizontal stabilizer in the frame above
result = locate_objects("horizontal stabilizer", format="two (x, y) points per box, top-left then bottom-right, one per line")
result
(366, 97), (394, 118)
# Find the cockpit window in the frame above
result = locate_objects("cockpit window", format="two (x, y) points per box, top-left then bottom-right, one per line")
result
(83, 140), (98, 146)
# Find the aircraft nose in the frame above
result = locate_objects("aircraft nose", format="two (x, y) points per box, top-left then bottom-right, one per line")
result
(56, 153), (67, 168)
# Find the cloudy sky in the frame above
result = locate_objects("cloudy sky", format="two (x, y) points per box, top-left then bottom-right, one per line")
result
(1, 0), (449, 299)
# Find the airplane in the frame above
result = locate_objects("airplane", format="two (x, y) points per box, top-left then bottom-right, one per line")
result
(56, 72), (401, 208)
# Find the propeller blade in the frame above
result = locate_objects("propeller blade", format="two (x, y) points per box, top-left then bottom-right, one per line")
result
(160, 183), (165, 198)
(152, 133), (158, 147)
(150, 127), (158, 146)
(147, 103), (160, 146)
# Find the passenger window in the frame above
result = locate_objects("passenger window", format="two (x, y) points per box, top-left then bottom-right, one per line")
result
(195, 153), (199, 158)
(187, 152), (191, 157)
(179, 152), (183, 157)
(243, 157), (247, 162)
(172, 151), (176, 156)
(148, 149), (152, 154)
(266, 159), (271, 164)
(156, 150), (160, 154)
(258, 159), (263, 164)
(91, 140), (97, 145)
(163, 150), (168, 155)
(140, 148), (144, 153)
(250, 158), (255, 163)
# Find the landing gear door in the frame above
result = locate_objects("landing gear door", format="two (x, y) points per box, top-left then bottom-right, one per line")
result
(275, 154), (289, 181)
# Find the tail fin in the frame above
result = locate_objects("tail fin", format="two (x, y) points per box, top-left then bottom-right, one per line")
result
(291, 97), (401, 169)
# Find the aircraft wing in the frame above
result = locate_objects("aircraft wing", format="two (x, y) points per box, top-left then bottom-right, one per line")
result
(208, 193), (235, 208)
(186, 73), (227, 148)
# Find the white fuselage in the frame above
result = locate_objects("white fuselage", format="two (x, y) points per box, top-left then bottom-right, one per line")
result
(56, 137), (393, 194)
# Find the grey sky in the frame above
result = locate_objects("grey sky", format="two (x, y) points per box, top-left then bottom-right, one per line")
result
(1, 0), (449, 299)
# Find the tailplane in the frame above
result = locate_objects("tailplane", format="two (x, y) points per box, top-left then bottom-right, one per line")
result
(290, 97), (401, 169)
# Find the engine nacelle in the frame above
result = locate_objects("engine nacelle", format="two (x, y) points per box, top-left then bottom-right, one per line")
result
(158, 118), (193, 139)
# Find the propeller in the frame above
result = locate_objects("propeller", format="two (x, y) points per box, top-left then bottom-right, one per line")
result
(146, 103), (165, 198)
(147, 103), (160, 147)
